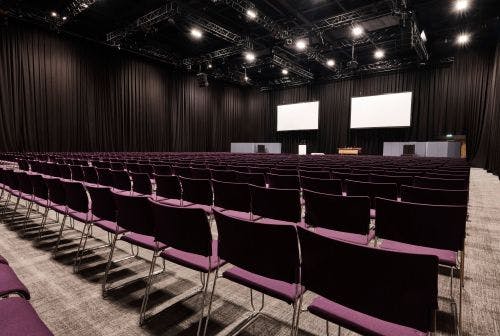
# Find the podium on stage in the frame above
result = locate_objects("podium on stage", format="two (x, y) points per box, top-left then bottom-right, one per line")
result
(338, 147), (362, 155)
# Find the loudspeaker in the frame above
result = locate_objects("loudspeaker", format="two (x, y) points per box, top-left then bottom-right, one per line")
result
(197, 73), (209, 87)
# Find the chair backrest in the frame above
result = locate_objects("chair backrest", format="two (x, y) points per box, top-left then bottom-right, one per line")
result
(298, 227), (438, 333)
(28, 174), (48, 201)
(82, 166), (98, 184)
(376, 197), (467, 251)
(153, 165), (172, 176)
(154, 174), (181, 200)
(130, 172), (152, 195)
(138, 164), (154, 178)
(180, 177), (213, 206)
(214, 210), (300, 284)
(414, 176), (468, 190)
(150, 201), (212, 256)
(211, 169), (238, 183)
(57, 164), (72, 179)
(191, 168), (211, 179)
(45, 177), (66, 205)
(303, 190), (370, 235)
(18, 160), (30, 171)
(111, 170), (131, 191)
(236, 172), (266, 187)
(271, 168), (298, 175)
(126, 163), (141, 173)
(370, 174), (413, 189)
(110, 162), (124, 170)
(250, 185), (301, 223)
(332, 172), (370, 182)
(62, 181), (89, 213)
(345, 179), (397, 208)
(401, 185), (468, 206)
(300, 176), (342, 195)
(87, 185), (116, 222)
(69, 165), (85, 181)
(16, 172), (33, 195)
(212, 180), (250, 213)
(248, 166), (269, 174)
(113, 193), (154, 236)
(173, 166), (192, 178)
(299, 170), (330, 179)
(96, 168), (113, 187)
(267, 173), (301, 190)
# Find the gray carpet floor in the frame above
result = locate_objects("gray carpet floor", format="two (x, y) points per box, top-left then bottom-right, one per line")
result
(0, 168), (499, 336)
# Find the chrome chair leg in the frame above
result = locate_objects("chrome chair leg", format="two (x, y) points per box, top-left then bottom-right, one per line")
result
(52, 214), (68, 256)
(102, 233), (118, 297)
(201, 266), (219, 336)
(139, 250), (159, 325)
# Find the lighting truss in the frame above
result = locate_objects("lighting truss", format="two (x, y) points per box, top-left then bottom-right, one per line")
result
(186, 39), (252, 66)
(61, 0), (96, 24)
(184, 14), (243, 44)
(271, 54), (314, 80)
(124, 41), (181, 66)
(409, 14), (429, 61)
(106, 3), (179, 46)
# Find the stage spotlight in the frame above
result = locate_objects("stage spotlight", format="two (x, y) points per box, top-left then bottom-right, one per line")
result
(326, 59), (335, 67)
(62, 16), (67, 21)
(420, 30), (427, 42)
(374, 49), (385, 59)
(190, 28), (203, 39)
(244, 51), (256, 62)
(282, 69), (289, 75)
(246, 9), (257, 19)
(352, 25), (363, 37)
(82, 4), (88, 8)
(295, 39), (307, 50)
(244, 75), (249, 82)
(456, 33), (471, 45)
(455, 0), (469, 12)
(207, 63), (213, 69)
(50, 11), (58, 17)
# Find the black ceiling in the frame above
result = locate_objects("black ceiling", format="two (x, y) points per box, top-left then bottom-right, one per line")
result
(1, 0), (499, 89)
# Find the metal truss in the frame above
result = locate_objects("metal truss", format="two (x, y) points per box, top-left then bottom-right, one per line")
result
(185, 39), (252, 66)
(272, 54), (314, 80)
(124, 41), (181, 66)
(61, 0), (96, 24)
(106, 2), (179, 45)
(409, 13), (429, 61)
(184, 14), (243, 44)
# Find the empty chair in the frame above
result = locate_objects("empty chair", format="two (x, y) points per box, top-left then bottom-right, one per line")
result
(210, 169), (238, 183)
(227, 165), (249, 173)
(172, 166), (192, 178)
(27, 174), (50, 228)
(154, 174), (182, 206)
(267, 173), (301, 190)
(82, 166), (98, 184)
(57, 164), (72, 179)
(212, 210), (302, 336)
(111, 170), (131, 191)
(236, 171), (266, 187)
(271, 168), (298, 175)
(110, 162), (125, 170)
(401, 185), (468, 206)
(17, 159), (30, 171)
(153, 164), (172, 176)
(299, 170), (330, 179)
(344, 179), (397, 216)
(248, 166), (269, 174)
(191, 167), (211, 179)
(298, 227), (438, 336)
(69, 165), (85, 182)
(301, 176), (342, 195)
(126, 163), (141, 173)
(331, 172), (370, 182)
(250, 185), (301, 224)
(96, 168), (113, 187)
(138, 164), (154, 178)
(130, 172), (152, 195)
(414, 176), (468, 190)
(39, 177), (68, 239)
(375, 197), (467, 330)
(0, 263), (30, 298)
(179, 177), (213, 214)
(0, 297), (54, 335)
(212, 180), (251, 219)
(370, 173), (413, 190)
(103, 193), (166, 296)
(140, 202), (226, 332)
(303, 190), (372, 245)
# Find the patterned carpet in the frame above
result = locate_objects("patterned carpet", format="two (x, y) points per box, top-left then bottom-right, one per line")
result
(0, 168), (498, 336)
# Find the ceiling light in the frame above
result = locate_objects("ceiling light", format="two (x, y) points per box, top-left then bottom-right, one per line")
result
(454, 0), (469, 12)
(62, 16), (67, 21)
(50, 11), (58, 17)
(374, 49), (385, 59)
(190, 28), (203, 39)
(282, 69), (289, 75)
(246, 9), (257, 19)
(326, 59), (335, 67)
(456, 33), (471, 45)
(352, 25), (364, 37)
(82, 4), (88, 8)
(244, 75), (249, 82)
(207, 63), (212, 69)
(420, 30), (427, 42)
(295, 39), (307, 50)
(244, 51), (256, 62)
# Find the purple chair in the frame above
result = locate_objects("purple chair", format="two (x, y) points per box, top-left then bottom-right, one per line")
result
(299, 170), (331, 179)
(82, 166), (98, 184)
(414, 176), (468, 190)
(0, 263), (30, 298)
(39, 177), (68, 240)
(236, 171), (266, 187)
(153, 165), (172, 176)
(57, 164), (71, 180)
(375, 197), (467, 332)
(130, 172), (152, 195)
(300, 176), (342, 195)
(191, 168), (211, 179)
(344, 179), (397, 218)
(69, 165), (85, 182)
(271, 168), (298, 175)
(213, 210), (302, 336)
(210, 169), (238, 183)
(267, 173), (301, 190)
(401, 185), (469, 206)
(173, 166), (192, 178)
(298, 227), (438, 336)
(212, 180), (251, 219)
(179, 177), (213, 214)
(303, 190), (372, 245)
(0, 297), (53, 335)
(153, 174), (182, 206)
(102, 193), (166, 296)
(96, 168), (113, 187)
(111, 170), (131, 192)
(250, 185), (301, 224)
(140, 202), (225, 334)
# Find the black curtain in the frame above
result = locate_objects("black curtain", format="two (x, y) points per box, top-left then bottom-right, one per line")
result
(0, 21), (249, 152)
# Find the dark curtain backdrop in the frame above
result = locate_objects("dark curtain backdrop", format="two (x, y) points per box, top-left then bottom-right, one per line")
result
(1, 21), (499, 174)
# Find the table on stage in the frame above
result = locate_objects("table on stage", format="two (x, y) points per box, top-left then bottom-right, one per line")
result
(338, 147), (362, 155)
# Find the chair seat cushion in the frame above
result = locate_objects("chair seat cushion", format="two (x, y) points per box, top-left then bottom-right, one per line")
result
(161, 240), (225, 273)
(0, 264), (30, 299)
(186, 203), (213, 215)
(0, 297), (53, 336)
(314, 228), (373, 246)
(67, 210), (93, 223)
(20, 194), (33, 201)
(308, 296), (427, 336)
(223, 266), (303, 304)
(153, 196), (183, 207)
(212, 207), (251, 220)
(48, 204), (68, 213)
(93, 220), (127, 234)
(121, 233), (167, 251)
(0, 255), (8, 264)
(32, 196), (49, 207)
(254, 218), (299, 226)
(378, 239), (457, 267)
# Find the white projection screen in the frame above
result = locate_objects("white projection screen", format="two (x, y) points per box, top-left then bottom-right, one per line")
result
(277, 101), (319, 131)
(350, 92), (413, 129)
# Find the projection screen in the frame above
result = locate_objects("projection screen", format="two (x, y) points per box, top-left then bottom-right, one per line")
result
(277, 101), (319, 131)
(350, 92), (413, 129)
